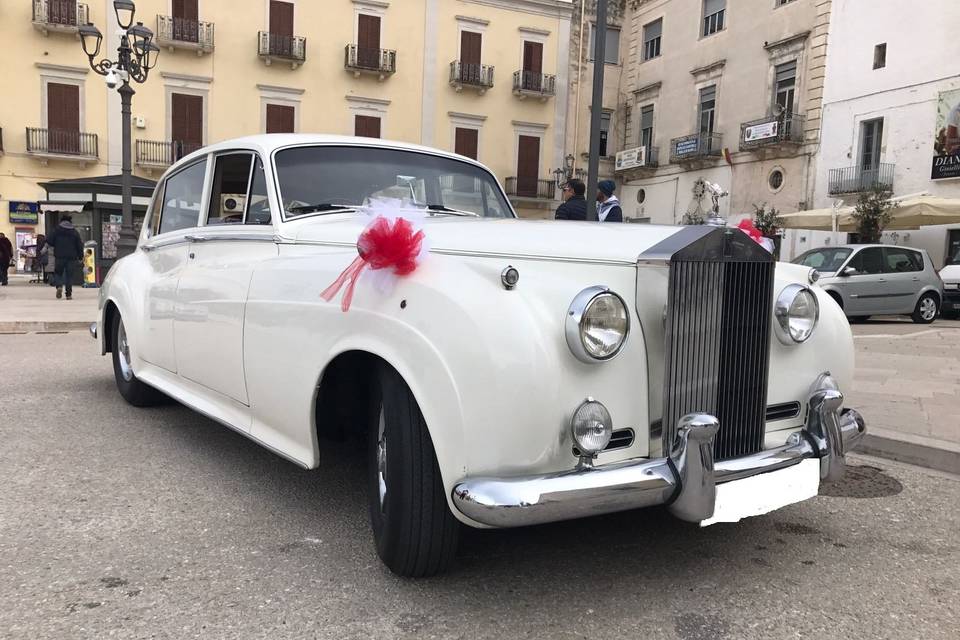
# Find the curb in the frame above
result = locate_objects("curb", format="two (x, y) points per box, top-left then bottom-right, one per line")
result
(859, 433), (960, 476)
(0, 321), (94, 333)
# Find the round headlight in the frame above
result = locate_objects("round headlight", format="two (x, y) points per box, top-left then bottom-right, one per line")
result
(774, 284), (819, 344)
(565, 287), (630, 363)
(571, 398), (613, 455)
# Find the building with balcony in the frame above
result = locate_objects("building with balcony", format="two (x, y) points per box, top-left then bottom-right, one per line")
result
(0, 0), (574, 248)
(588, 0), (831, 225)
(799, 0), (960, 267)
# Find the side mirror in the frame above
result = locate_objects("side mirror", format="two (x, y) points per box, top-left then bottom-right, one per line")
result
(838, 266), (855, 277)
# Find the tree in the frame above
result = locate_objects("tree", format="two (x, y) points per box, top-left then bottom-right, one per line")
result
(852, 186), (898, 244)
(751, 202), (783, 237)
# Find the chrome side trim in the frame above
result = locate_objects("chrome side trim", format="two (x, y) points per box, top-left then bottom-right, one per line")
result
(452, 373), (867, 528)
(185, 232), (277, 243)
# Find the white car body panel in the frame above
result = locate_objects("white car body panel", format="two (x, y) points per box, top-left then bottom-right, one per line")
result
(97, 135), (858, 528)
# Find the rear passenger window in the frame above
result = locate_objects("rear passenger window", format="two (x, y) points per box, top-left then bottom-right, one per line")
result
(207, 153), (254, 225)
(246, 156), (272, 225)
(883, 248), (923, 272)
(158, 160), (206, 235)
(847, 247), (884, 274)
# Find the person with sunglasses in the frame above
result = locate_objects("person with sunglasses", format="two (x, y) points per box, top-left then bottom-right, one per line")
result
(555, 178), (587, 221)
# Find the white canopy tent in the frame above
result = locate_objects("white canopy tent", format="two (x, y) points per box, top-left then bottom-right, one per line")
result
(779, 195), (960, 238)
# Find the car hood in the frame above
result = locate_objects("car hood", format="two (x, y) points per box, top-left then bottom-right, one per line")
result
(288, 216), (685, 264)
(939, 264), (960, 283)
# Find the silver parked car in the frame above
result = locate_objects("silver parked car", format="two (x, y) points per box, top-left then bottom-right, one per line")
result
(793, 244), (944, 323)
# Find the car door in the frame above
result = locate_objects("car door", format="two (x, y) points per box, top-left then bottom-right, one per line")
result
(881, 247), (925, 314)
(139, 158), (207, 373)
(835, 247), (886, 315)
(173, 151), (277, 409)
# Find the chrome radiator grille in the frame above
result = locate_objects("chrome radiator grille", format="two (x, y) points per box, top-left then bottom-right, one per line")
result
(661, 258), (775, 460)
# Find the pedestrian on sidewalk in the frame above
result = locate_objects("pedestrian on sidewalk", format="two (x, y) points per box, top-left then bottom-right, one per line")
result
(555, 179), (587, 221)
(0, 232), (12, 286)
(596, 180), (623, 223)
(45, 215), (84, 300)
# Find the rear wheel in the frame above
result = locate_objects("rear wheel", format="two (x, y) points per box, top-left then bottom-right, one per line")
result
(911, 293), (939, 324)
(368, 364), (459, 577)
(111, 313), (165, 406)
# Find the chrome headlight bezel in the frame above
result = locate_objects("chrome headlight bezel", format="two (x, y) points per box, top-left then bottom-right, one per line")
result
(774, 284), (820, 345)
(565, 286), (630, 363)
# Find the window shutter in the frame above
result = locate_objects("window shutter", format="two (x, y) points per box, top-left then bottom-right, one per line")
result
(455, 128), (479, 160)
(704, 0), (725, 15)
(270, 1), (294, 37)
(266, 104), (295, 134)
(641, 105), (654, 130)
(645, 19), (662, 41)
(355, 115), (381, 139)
(776, 60), (797, 83)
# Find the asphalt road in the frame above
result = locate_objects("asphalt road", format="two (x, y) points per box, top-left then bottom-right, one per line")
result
(2, 332), (958, 640)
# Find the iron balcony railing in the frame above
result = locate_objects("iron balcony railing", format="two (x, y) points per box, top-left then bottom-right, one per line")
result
(642, 145), (660, 167)
(512, 71), (556, 97)
(449, 61), (494, 89)
(344, 45), (397, 75)
(32, 0), (88, 27)
(828, 163), (895, 195)
(670, 132), (723, 163)
(504, 177), (557, 199)
(136, 140), (203, 167)
(258, 31), (306, 63)
(740, 113), (805, 150)
(157, 15), (215, 51)
(26, 127), (98, 158)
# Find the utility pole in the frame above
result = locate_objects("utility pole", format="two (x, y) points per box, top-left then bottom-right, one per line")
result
(585, 0), (608, 222)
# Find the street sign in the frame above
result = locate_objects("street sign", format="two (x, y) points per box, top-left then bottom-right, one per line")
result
(744, 120), (779, 142)
(674, 138), (700, 157)
(8, 201), (39, 224)
(615, 146), (647, 171)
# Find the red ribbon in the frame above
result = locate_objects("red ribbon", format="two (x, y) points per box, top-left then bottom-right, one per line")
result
(321, 216), (425, 312)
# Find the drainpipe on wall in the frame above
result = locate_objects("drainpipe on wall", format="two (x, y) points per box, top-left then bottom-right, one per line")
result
(571, 0), (587, 173)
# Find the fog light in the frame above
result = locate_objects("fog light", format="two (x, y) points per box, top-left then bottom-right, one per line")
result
(571, 398), (613, 461)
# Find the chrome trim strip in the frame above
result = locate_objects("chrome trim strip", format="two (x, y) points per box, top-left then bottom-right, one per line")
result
(452, 373), (867, 528)
(140, 237), (192, 251)
(184, 232), (277, 243)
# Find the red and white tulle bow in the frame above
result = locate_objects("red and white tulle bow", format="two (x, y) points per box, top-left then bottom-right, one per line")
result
(321, 201), (427, 312)
(737, 219), (775, 254)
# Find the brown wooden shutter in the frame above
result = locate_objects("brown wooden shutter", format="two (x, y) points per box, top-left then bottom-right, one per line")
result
(172, 0), (198, 20)
(49, 0), (77, 26)
(460, 31), (482, 65)
(47, 83), (80, 153)
(172, 0), (199, 42)
(516, 135), (540, 197)
(455, 128), (478, 160)
(270, 1), (294, 36)
(171, 93), (203, 159)
(266, 104), (295, 134)
(522, 41), (543, 91)
(355, 115), (382, 139)
(357, 14), (381, 53)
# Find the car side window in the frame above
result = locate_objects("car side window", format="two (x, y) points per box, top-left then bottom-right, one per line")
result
(147, 183), (165, 238)
(207, 153), (254, 225)
(158, 160), (207, 235)
(883, 248), (923, 273)
(846, 248), (883, 275)
(245, 156), (272, 225)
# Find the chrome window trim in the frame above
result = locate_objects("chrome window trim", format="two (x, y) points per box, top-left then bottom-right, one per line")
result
(152, 156), (210, 238)
(203, 149), (255, 227)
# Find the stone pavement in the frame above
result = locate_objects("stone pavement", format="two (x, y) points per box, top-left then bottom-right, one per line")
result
(0, 273), (98, 332)
(848, 319), (960, 474)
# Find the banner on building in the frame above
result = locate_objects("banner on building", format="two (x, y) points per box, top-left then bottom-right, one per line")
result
(744, 121), (778, 143)
(8, 201), (39, 224)
(932, 88), (960, 180)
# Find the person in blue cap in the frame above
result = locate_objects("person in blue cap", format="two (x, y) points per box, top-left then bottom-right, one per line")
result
(596, 179), (623, 222)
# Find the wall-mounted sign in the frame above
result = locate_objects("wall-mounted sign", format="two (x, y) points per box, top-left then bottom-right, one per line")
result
(674, 138), (700, 157)
(615, 146), (647, 171)
(8, 201), (39, 224)
(744, 120), (779, 143)
(932, 88), (960, 180)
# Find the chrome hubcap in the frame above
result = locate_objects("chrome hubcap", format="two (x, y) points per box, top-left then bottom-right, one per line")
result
(376, 406), (387, 514)
(920, 297), (936, 320)
(117, 321), (134, 382)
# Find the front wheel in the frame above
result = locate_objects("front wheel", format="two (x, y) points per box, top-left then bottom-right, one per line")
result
(368, 364), (459, 577)
(111, 313), (165, 406)
(911, 293), (939, 324)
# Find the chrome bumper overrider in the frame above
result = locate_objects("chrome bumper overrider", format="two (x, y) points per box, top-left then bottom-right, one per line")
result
(452, 374), (866, 528)
(88, 322), (97, 340)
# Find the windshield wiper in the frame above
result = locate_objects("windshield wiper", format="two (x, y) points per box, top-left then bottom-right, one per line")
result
(425, 204), (480, 217)
(287, 203), (358, 215)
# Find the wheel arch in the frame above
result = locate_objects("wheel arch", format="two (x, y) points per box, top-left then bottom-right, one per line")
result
(822, 286), (844, 310)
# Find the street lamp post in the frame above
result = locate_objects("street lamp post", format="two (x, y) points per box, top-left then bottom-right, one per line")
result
(79, 1), (159, 258)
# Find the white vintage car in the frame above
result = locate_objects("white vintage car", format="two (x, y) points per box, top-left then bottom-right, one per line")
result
(93, 135), (866, 577)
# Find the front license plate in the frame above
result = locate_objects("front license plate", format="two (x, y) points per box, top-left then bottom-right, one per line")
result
(949, 302), (960, 310)
(700, 458), (820, 527)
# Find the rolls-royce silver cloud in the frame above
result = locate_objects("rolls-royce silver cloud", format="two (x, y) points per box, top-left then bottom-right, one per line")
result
(92, 135), (866, 577)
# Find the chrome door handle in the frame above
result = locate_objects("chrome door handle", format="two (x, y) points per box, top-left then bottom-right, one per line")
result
(877, 278), (886, 283)
(184, 234), (209, 242)
(140, 244), (155, 252)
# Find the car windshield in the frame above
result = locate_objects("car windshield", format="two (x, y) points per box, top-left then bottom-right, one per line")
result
(274, 145), (514, 219)
(948, 247), (960, 266)
(793, 247), (853, 272)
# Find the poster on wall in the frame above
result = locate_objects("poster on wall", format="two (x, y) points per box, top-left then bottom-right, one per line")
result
(101, 215), (122, 259)
(932, 88), (960, 180)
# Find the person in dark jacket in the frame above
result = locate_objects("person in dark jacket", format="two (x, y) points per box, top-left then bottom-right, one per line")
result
(596, 180), (623, 223)
(0, 232), (12, 286)
(555, 179), (587, 221)
(45, 215), (84, 299)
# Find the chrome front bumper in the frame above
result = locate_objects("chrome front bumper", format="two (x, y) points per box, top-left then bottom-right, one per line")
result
(453, 374), (866, 528)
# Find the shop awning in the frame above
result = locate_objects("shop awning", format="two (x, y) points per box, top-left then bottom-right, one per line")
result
(37, 202), (87, 213)
(779, 195), (960, 232)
